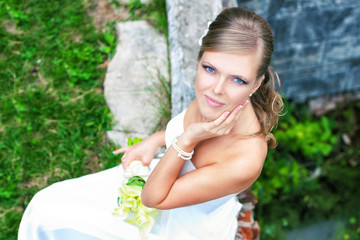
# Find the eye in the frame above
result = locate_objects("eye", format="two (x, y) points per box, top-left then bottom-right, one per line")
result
(202, 65), (215, 73)
(233, 77), (247, 85)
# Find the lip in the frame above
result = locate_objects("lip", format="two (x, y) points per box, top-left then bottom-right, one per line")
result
(205, 95), (225, 108)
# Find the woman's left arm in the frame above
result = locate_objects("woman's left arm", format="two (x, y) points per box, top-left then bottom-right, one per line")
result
(141, 137), (266, 209)
(141, 103), (266, 209)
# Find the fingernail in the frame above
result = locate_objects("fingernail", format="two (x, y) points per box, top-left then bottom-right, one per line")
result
(244, 100), (249, 107)
(224, 111), (230, 117)
(237, 105), (243, 111)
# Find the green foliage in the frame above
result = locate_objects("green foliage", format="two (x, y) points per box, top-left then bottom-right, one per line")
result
(99, 21), (117, 59)
(341, 217), (360, 240)
(127, 0), (145, 18)
(254, 99), (360, 239)
(126, 176), (146, 188)
(124, 0), (168, 37)
(128, 137), (143, 146)
(276, 103), (337, 163)
(146, 0), (168, 37)
(254, 101), (338, 206)
(0, 0), (119, 238)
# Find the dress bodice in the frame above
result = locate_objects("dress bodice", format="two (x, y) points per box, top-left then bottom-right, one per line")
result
(149, 109), (242, 239)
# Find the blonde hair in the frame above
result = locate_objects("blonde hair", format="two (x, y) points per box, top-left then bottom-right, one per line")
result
(198, 8), (283, 148)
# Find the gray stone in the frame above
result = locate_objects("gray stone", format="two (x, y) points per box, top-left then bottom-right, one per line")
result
(104, 20), (169, 147)
(165, 0), (360, 106)
(238, 0), (360, 102)
(286, 219), (346, 240)
(166, 0), (238, 117)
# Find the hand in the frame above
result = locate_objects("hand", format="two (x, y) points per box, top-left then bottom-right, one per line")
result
(180, 100), (249, 148)
(113, 132), (165, 169)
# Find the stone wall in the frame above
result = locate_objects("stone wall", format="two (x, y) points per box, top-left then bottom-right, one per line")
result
(104, 21), (169, 147)
(167, 0), (238, 116)
(237, 0), (360, 102)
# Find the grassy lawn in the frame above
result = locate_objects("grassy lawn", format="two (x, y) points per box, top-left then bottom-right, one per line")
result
(0, 0), (120, 238)
(0, 0), (167, 238)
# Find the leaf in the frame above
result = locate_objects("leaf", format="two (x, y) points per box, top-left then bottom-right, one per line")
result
(127, 137), (143, 146)
(126, 176), (146, 188)
(104, 32), (115, 46)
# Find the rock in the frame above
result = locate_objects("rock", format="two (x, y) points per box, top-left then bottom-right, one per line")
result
(104, 20), (169, 147)
(166, 0), (238, 117)
(286, 219), (346, 240)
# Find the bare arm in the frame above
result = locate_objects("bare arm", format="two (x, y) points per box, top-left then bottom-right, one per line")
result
(142, 143), (265, 209)
(141, 100), (266, 209)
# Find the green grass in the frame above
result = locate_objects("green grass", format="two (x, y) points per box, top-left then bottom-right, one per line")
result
(0, 0), (168, 238)
(0, 0), (119, 238)
(125, 0), (168, 37)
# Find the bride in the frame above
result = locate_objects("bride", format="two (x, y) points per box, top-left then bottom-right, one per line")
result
(19, 7), (283, 240)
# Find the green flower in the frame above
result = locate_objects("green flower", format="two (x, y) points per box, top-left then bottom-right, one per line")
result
(114, 175), (158, 240)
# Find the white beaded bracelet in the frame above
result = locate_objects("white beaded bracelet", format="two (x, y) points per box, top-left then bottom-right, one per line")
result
(171, 137), (194, 161)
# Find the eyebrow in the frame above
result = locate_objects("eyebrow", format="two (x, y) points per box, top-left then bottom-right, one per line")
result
(201, 61), (251, 83)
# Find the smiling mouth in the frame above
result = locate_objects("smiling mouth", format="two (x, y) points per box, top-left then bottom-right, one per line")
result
(205, 95), (225, 107)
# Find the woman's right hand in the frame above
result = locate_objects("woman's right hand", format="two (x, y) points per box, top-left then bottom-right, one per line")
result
(179, 100), (249, 150)
(113, 131), (165, 169)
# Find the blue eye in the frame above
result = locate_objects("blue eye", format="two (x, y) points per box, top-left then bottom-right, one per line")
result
(203, 65), (215, 73)
(234, 77), (246, 84)
(207, 67), (215, 73)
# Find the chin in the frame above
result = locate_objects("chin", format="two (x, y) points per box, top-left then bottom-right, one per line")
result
(199, 106), (223, 122)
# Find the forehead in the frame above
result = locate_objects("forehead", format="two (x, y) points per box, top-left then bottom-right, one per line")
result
(200, 51), (260, 81)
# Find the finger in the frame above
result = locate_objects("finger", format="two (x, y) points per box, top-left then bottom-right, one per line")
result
(112, 146), (129, 155)
(218, 103), (243, 126)
(122, 155), (130, 169)
(236, 100), (249, 112)
(213, 111), (230, 126)
(243, 99), (250, 108)
(216, 121), (236, 134)
(211, 101), (247, 132)
(226, 100), (248, 119)
(234, 100), (249, 119)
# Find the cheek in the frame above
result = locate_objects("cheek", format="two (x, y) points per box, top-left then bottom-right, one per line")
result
(195, 72), (210, 91)
(229, 90), (249, 106)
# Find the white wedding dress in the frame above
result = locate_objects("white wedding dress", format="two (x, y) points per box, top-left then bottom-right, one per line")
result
(18, 109), (242, 240)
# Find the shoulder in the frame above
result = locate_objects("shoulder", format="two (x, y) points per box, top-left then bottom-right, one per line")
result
(214, 135), (267, 192)
(225, 135), (267, 168)
(233, 136), (267, 172)
(235, 135), (267, 160)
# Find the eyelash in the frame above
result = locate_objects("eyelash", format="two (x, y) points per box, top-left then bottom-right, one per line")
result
(202, 64), (247, 85)
(233, 77), (247, 85)
(203, 65), (215, 73)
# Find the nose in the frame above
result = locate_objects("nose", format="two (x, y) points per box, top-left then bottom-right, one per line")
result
(213, 77), (226, 95)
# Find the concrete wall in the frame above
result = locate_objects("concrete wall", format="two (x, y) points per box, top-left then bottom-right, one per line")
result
(238, 0), (360, 101)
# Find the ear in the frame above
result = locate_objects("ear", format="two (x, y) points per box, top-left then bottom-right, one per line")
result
(251, 74), (265, 94)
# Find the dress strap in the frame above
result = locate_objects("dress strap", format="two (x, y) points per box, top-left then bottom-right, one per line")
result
(165, 109), (186, 149)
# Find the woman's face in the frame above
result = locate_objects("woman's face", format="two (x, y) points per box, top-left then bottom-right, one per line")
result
(195, 51), (263, 121)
